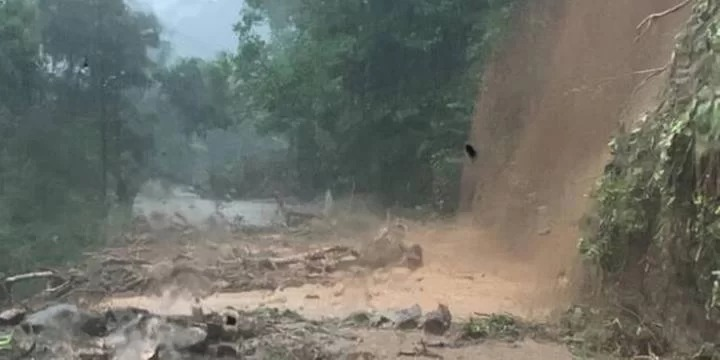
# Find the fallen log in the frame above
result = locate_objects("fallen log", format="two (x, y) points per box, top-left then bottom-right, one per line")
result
(1, 270), (70, 305)
(268, 246), (357, 267)
(4, 270), (57, 284)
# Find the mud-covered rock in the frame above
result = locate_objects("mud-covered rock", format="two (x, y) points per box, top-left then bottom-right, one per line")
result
(10, 303), (366, 359)
(0, 307), (26, 326)
(404, 244), (424, 270)
(343, 311), (371, 326)
(24, 304), (109, 337)
(208, 342), (240, 357)
(393, 304), (422, 330)
(423, 304), (452, 336)
(368, 313), (392, 328)
(170, 325), (207, 351)
(219, 308), (240, 341)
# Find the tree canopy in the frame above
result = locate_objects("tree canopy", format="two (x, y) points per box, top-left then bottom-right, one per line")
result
(0, 0), (517, 272)
(231, 0), (516, 206)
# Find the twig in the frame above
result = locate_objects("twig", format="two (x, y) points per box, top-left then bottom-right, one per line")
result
(635, 0), (691, 42)
(373, 226), (390, 242)
(1, 270), (69, 304)
(565, 59), (673, 96)
(632, 344), (660, 360)
(631, 52), (675, 95)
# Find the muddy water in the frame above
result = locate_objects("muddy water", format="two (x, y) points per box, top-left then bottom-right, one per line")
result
(106, 267), (563, 321)
(106, 264), (574, 359)
(106, 226), (571, 321)
(133, 185), (281, 228)
(116, 195), (577, 357)
(460, 0), (690, 273)
(106, 267), (573, 358)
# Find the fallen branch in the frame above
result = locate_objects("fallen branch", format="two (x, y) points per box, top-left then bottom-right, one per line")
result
(268, 246), (356, 267)
(631, 52), (675, 95)
(635, 0), (691, 42)
(4, 271), (57, 284)
(1, 270), (70, 304)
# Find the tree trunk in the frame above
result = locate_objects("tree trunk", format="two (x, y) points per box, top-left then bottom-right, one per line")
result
(99, 101), (108, 210)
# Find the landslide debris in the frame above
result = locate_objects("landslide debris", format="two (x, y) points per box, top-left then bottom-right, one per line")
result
(0, 302), (572, 360)
(0, 303), (361, 359)
(0, 214), (426, 309)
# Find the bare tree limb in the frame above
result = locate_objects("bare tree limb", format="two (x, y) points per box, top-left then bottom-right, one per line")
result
(1, 270), (69, 305)
(635, 0), (691, 42)
(4, 271), (58, 284)
(631, 52), (676, 95)
(268, 246), (356, 266)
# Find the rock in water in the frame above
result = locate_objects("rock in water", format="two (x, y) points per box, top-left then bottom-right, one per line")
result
(423, 304), (452, 336)
(24, 303), (108, 336)
(0, 307), (26, 326)
(393, 304), (422, 330)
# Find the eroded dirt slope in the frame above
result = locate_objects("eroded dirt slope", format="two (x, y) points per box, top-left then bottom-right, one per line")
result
(460, 0), (689, 284)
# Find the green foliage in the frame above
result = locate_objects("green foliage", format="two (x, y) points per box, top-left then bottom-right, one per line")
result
(0, 0), (162, 273)
(156, 56), (235, 136)
(581, 0), (720, 314)
(0, 0), (522, 273)
(462, 313), (521, 341)
(579, 124), (663, 272)
(232, 0), (517, 206)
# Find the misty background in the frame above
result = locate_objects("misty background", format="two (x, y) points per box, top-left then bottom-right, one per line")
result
(0, 0), (515, 272)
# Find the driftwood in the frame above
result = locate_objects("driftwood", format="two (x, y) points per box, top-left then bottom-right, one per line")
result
(1, 270), (71, 305)
(268, 246), (357, 267)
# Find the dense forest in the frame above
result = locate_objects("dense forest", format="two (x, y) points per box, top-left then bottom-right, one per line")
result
(0, 0), (516, 272)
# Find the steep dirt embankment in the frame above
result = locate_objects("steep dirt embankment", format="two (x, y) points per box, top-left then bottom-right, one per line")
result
(460, 0), (689, 281)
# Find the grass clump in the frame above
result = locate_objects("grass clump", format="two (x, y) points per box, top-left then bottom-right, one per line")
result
(461, 313), (521, 341)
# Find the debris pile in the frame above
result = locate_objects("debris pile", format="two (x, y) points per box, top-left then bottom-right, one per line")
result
(0, 303), (357, 360)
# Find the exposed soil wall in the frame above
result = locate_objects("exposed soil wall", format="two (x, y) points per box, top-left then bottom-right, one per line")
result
(460, 0), (689, 272)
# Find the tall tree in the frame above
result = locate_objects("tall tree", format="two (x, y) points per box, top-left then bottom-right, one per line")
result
(233, 0), (515, 207)
(0, 0), (162, 272)
(38, 0), (160, 206)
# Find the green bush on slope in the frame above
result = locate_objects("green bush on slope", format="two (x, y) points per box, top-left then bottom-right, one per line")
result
(581, 0), (720, 315)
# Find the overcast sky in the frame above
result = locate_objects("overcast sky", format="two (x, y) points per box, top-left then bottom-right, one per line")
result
(133, 0), (243, 59)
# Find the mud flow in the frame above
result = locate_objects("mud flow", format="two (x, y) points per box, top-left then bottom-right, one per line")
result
(461, 0), (688, 292)
(0, 0), (692, 359)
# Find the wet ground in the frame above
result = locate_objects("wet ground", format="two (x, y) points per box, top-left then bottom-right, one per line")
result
(1, 183), (581, 359)
(96, 224), (577, 358)
(133, 184), (281, 228)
